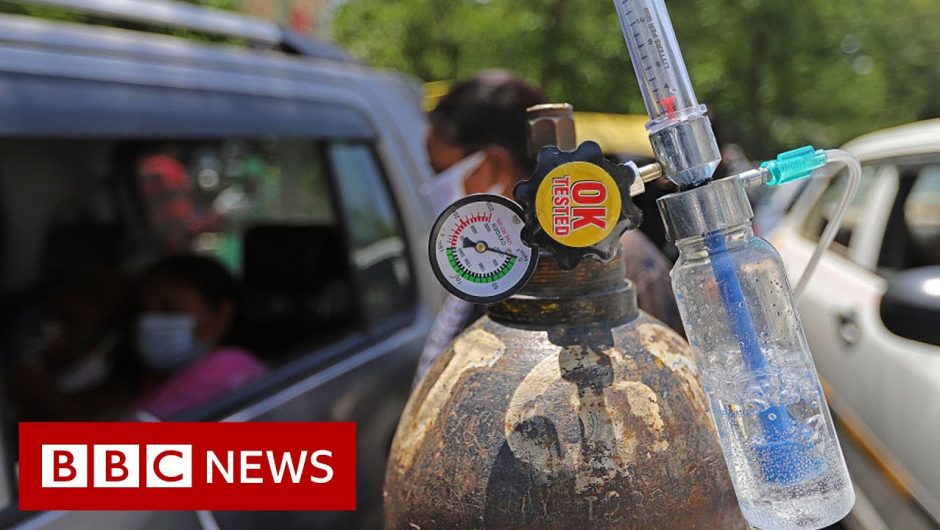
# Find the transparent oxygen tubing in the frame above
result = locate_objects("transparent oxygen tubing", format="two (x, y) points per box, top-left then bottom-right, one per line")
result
(792, 149), (861, 299)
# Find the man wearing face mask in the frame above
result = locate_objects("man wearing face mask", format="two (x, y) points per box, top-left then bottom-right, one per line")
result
(415, 70), (684, 385)
(133, 255), (266, 419)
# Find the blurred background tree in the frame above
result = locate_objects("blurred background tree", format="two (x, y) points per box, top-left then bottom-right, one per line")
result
(332, 0), (940, 158)
(3, 0), (936, 157)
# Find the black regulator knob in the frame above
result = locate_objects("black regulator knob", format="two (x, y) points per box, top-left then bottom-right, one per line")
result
(514, 141), (643, 270)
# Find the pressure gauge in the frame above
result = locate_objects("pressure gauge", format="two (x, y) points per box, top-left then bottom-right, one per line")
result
(429, 194), (538, 303)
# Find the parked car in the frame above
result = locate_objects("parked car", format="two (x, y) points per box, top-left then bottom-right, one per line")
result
(0, 1), (442, 528)
(771, 118), (940, 526)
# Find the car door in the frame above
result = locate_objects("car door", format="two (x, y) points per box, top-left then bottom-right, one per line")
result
(782, 160), (940, 522)
(868, 161), (940, 518)
(781, 164), (893, 429)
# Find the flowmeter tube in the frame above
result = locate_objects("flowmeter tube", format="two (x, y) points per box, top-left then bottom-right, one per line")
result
(614, 0), (699, 130)
(614, 0), (721, 188)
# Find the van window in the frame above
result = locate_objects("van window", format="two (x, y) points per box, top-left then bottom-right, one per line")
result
(329, 142), (414, 326)
(0, 137), (365, 431)
(801, 165), (879, 257)
(134, 139), (336, 272)
(130, 139), (363, 358)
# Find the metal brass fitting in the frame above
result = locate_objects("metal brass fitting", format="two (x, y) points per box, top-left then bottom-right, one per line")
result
(526, 103), (576, 156)
(629, 162), (664, 197)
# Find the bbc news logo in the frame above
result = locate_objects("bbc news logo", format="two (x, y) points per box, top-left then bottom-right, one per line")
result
(42, 444), (194, 488)
(20, 423), (355, 511)
(41, 445), (334, 489)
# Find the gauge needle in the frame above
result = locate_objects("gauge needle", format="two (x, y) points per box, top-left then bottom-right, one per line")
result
(462, 237), (518, 259)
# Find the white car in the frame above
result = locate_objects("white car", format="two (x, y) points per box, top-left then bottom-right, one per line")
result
(771, 119), (940, 526)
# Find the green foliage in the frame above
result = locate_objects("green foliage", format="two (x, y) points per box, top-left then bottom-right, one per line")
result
(334, 0), (940, 157)
(0, 1), (83, 21)
(180, 0), (244, 11)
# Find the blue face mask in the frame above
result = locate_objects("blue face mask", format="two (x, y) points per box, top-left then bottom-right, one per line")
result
(136, 314), (210, 372)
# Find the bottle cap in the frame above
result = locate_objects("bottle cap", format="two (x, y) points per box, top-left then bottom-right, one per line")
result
(657, 176), (753, 242)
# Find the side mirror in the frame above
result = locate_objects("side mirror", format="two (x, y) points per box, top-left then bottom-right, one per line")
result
(880, 266), (940, 348)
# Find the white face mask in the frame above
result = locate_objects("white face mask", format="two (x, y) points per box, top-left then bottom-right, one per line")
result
(55, 333), (119, 394)
(136, 314), (209, 372)
(421, 151), (487, 214)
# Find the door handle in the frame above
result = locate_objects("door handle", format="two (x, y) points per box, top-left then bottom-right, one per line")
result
(836, 311), (862, 348)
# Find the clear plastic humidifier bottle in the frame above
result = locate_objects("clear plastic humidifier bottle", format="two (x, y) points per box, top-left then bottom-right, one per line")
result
(671, 221), (854, 530)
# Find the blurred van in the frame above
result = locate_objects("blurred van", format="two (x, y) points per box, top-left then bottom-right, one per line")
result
(0, 1), (441, 528)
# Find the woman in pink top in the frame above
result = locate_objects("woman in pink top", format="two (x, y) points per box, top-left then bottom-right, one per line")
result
(134, 255), (265, 419)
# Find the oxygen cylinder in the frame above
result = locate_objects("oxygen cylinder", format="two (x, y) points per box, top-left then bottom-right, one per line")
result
(383, 105), (747, 529)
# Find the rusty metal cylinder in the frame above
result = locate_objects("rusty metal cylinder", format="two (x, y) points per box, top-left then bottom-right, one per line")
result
(384, 251), (747, 529)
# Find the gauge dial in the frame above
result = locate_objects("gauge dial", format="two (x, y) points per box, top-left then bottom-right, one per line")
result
(429, 194), (538, 303)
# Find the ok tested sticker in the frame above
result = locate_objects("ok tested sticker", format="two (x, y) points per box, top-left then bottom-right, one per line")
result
(535, 161), (622, 248)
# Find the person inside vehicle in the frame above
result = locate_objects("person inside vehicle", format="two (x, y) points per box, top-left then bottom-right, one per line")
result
(415, 70), (684, 384)
(133, 254), (266, 419)
(136, 147), (251, 255)
(5, 224), (133, 421)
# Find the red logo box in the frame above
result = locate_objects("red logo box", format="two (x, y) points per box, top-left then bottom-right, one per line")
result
(19, 422), (356, 511)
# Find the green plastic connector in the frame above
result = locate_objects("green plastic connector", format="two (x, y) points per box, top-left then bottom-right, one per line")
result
(760, 146), (828, 186)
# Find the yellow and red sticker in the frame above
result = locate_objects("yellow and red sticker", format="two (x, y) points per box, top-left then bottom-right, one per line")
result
(535, 161), (621, 248)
